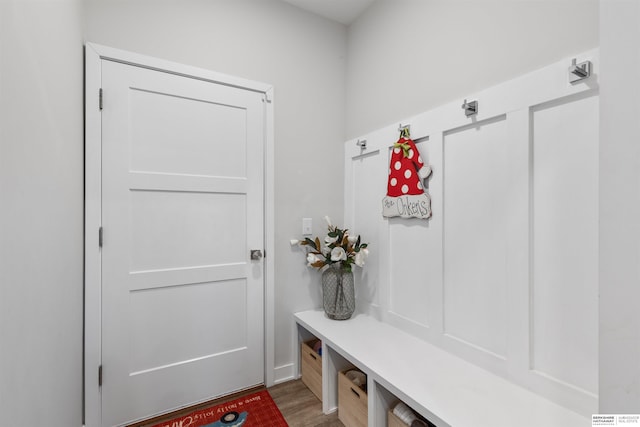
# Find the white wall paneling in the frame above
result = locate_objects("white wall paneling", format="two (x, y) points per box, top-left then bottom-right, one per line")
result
(348, 148), (383, 312)
(530, 93), (599, 396)
(389, 137), (434, 329)
(344, 50), (599, 417)
(443, 115), (509, 362)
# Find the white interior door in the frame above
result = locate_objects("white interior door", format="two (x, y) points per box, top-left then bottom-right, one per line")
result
(100, 59), (265, 426)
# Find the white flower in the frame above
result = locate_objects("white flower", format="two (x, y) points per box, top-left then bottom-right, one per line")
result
(355, 248), (369, 267)
(321, 246), (331, 256)
(330, 247), (347, 262)
(347, 235), (358, 244)
(324, 215), (332, 227)
(325, 235), (338, 245)
(307, 253), (321, 266)
(290, 239), (300, 246)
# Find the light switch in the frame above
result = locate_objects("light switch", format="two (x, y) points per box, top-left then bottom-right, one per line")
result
(302, 218), (313, 235)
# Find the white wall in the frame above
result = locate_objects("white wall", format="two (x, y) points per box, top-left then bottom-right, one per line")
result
(346, 0), (599, 139)
(598, 0), (640, 413)
(84, 0), (347, 383)
(0, 1), (84, 426)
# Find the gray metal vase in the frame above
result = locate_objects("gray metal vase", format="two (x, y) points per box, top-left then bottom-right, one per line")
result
(321, 264), (355, 320)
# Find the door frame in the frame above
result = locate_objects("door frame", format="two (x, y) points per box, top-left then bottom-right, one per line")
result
(84, 42), (275, 427)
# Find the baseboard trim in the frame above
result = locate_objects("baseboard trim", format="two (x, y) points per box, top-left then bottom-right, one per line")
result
(273, 363), (295, 384)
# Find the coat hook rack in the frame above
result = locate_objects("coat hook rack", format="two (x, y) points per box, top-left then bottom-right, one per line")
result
(462, 99), (478, 117)
(356, 139), (367, 149)
(569, 58), (592, 84)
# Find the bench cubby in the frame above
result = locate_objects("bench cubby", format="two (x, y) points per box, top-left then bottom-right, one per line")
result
(300, 338), (322, 401)
(338, 368), (368, 427)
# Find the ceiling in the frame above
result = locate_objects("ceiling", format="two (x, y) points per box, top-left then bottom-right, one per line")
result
(280, 0), (376, 25)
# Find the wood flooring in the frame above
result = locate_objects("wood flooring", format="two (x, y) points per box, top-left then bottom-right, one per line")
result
(270, 379), (344, 427)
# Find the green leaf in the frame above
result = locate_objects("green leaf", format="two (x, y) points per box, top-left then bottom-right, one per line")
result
(304, 237), (317, 250)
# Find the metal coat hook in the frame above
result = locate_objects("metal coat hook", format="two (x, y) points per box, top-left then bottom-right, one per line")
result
(569, 58), (592, 84)
(462, 99), (478, 117)
(398, 124), (411, 138)
(356, 139), (367, 150)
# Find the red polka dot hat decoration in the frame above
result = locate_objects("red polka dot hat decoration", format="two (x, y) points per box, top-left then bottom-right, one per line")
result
(382, 127), (432, 219)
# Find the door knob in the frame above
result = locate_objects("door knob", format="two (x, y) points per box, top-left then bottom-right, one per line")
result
(250, 249), (263, 260)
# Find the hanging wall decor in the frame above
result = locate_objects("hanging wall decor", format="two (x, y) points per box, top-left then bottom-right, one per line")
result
(382, 126), (432, 219)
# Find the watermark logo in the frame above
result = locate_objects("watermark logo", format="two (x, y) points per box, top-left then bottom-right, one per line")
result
(593, 414), (640, 426)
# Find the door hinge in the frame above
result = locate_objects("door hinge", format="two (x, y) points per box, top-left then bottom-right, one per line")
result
(98, 365), (103, 387)
(99, 88), (103, 110)
(98, 227), (103, 248)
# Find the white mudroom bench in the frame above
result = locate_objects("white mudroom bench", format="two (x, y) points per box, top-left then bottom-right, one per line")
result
(294, 309), (589, 427)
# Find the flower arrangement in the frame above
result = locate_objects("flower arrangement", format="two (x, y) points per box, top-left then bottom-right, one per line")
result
(292, 216), (369, 273)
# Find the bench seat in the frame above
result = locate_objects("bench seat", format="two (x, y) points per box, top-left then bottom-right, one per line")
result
(295, 309), (589, 427)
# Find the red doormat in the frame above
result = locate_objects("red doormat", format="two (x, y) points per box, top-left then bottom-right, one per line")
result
(148, 390), (288, 427)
